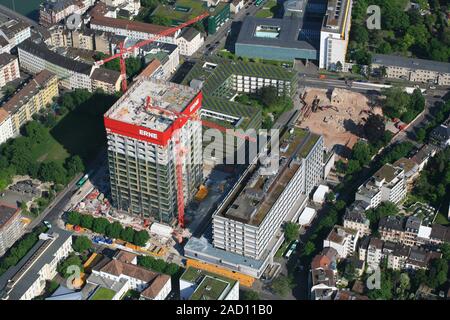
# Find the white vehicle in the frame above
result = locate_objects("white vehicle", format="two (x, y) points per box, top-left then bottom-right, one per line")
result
(43, 220), (52, 229)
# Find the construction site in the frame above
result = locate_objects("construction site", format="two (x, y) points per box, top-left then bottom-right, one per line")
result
(297, 87), (383, 151)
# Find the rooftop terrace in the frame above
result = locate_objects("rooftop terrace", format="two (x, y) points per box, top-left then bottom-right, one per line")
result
(105, 78), (199, 132)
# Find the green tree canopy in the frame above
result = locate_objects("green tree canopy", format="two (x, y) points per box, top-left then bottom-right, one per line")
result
(73, 236), (92, 253)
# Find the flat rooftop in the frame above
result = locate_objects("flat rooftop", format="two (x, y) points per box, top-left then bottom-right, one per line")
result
(372, 53), (450, 74)
(236, 16), (320, 52)
(219, 128), (320, 226)
(321, 0), (351, 34)
(190, 276), (231, 300)
(181, 266), (237, 300)
(105, 78), (199, 132)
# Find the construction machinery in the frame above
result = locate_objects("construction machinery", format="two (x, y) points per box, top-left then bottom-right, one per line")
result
(94, 12), (210, 92)
(195, 184), (208, 202)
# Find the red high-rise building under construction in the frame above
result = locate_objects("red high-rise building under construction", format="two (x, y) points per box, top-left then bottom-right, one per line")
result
(104, 78), (203, 225)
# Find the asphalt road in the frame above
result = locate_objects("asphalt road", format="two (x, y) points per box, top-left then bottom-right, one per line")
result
(193, 1), (263, 58)
(26, 149), (107, 231)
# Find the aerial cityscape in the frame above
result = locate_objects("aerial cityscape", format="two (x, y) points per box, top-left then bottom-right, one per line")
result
(0, 0), (449, 306)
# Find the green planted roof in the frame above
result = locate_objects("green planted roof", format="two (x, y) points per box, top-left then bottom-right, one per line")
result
(182, 57), (295, 96)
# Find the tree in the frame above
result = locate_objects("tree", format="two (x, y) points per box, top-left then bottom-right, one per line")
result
(352, 141), (372, 166)
(164, 263), (180, 276)
(106, 221), (123, 239)
(241, 290), (260, 300)
(72, 236), (92, 253)
(65, 155), (84, 178)
(346, 159), (361, 174)
(416, 128), (426, 143)
(364, 114), (386, 144)
(440, 243), (450, 262)
(351, 24), (369, 43)
(303, 241), (316, 258)
(382, 87), (410, 119)
(121, 227), (136, 243)
(260, 86), (279, 107)
(270, 276), (292, 297)
(79, 214), (94, 230)
(426, 258), (448, 289)
(284, 222), (300, 243)
(151, 259), (167, 273)
(133, 230), (150, 247)
(92, 217), (110, 234)
(38, 162), (68, 185)
(66, 211), (81, 226)
(138, 255), (156, 270)
(335, 61), (343, 72)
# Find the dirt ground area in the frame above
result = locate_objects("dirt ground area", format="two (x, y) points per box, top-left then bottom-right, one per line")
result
(297, 87), (383, 152)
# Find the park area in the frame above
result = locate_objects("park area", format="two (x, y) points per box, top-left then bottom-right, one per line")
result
(0, 89), (118, 194)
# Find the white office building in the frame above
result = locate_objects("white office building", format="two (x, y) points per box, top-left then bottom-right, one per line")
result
(0, 230), (73, 300)
(319, 0), (353, 70)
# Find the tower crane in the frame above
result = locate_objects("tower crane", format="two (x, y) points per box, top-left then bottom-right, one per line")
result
(94, 13), (209, 92)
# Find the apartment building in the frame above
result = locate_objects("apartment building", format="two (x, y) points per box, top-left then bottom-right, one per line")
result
(403, 216), (421, 247)
(0, 36), (11, 54)
(0, 230), (73, 300)
(1, 70), (58, 139)
(0, 109), (13, 145)
(179, 267), (239, 300)
(120, 40), (179, 81)
(0, 20), (31, 49)
(100, 0), (141, 17)
(39, 0), (94, 27)
(90, 67), (121, 94)
(343, 201), (371, 236)
(310, 247), (338, 300)
(18, 39), (121, 93)
(0, 53), (20, 89)
(104, 78), (203, 224)
(176, 28), (204, 56)
(89, 15), (176, 44)
(384, 243), (441, 271)
(18, 40), (93, 90)
(372, 54), (450, 86)
(355, 163), (407, 209)
(379, 216), (406, 244)
(359, 237), (383, 271)
(72, 28), (96, 51)
(323, 225), (359, 259)
(0, 204), (23, 257)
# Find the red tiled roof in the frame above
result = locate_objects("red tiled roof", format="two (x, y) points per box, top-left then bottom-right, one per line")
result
(90, 15), (171, 36)
(141, 274), (171, 299)
(100, 259), (158, 283)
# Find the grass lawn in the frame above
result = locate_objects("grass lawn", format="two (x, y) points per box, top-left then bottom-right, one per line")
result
(434, 212), (450, 226)
(255, 0), (279, 18)
(91, 287), (116, 300)
(275, 241), (290, 258)
(31, 131), (70, 165)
